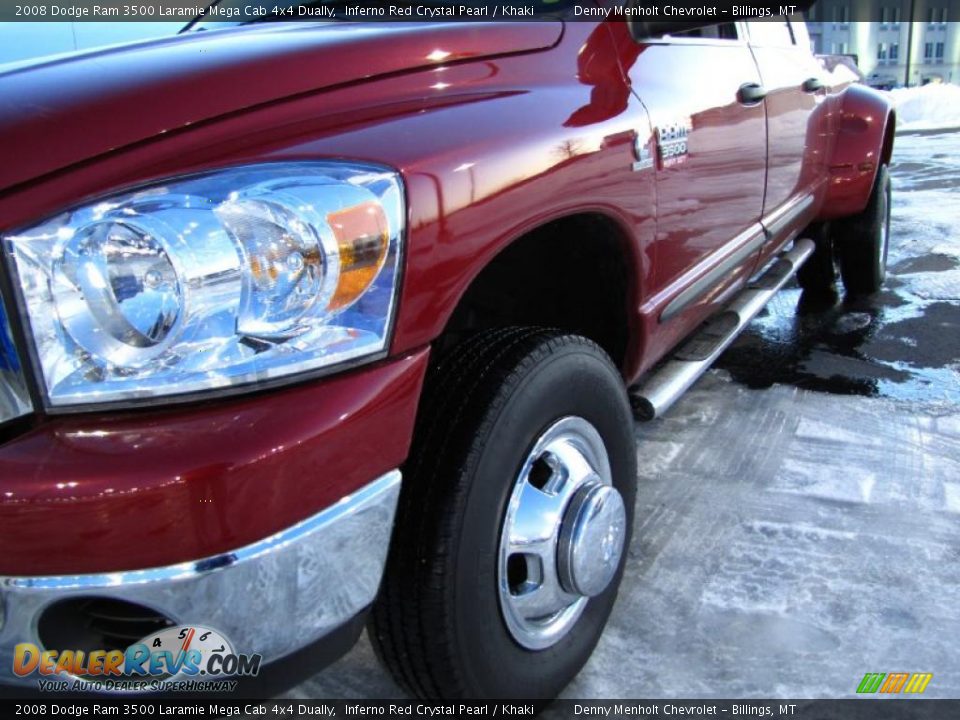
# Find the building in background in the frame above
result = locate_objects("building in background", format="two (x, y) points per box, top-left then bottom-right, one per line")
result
(806, 0), (960, 86)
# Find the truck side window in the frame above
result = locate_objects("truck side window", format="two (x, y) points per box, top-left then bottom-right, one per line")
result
(667, 23), (739, 40)
(747, 19), (796, 46)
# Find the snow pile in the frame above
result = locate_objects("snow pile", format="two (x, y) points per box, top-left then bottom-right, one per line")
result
(886, 83), (960, 132)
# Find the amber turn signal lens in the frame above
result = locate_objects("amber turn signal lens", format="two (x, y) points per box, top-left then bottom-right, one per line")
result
(327, 201), (390, 311)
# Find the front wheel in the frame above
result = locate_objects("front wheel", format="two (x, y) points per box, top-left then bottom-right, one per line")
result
(369, 328), (637, 699)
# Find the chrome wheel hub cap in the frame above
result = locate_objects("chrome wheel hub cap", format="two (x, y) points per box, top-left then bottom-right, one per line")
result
(497, 417), (626, 650)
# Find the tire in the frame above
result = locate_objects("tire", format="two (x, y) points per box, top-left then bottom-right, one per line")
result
(369, 327), (637, 699)
(795, 223), (836, 294)
(835, 164), (892, 295)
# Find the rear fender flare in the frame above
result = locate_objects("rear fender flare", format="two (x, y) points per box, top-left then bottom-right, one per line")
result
(819, 84), (895, 221)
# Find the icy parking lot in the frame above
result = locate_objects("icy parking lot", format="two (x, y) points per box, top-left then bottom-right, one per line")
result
(292, 130), (960, 700)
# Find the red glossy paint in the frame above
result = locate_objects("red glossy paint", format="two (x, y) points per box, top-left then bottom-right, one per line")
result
(748, 20), (830, 217)
(616, 25), (769, 362)
(0, 22), (562, 193)
(0, 21), (654, 375)
(0, 17), (892, 576)
(819, 83), (895, 220)
(0, 350), (428, 575)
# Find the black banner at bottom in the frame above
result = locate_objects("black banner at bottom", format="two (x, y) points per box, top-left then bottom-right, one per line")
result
(0, 700), (956, 720)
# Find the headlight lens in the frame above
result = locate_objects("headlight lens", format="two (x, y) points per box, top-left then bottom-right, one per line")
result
(3, 162), (403, 408)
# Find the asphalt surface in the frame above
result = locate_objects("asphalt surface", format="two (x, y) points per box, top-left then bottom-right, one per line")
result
(717, 130), (960, 406)
(290, 130), (960, 700)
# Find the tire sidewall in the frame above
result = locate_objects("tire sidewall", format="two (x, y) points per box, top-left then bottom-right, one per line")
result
(450, 345), (636, 698)
(840, 164), (891, 294)
(877, 166), (891, 285)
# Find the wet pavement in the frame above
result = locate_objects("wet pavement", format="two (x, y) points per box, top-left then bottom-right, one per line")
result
(717, 129), (960, 407)
(290, 131), (960, 701)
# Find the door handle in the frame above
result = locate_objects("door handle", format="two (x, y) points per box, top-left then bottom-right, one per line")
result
(802, 77), (825, 92)
(738, 82), (767, 105)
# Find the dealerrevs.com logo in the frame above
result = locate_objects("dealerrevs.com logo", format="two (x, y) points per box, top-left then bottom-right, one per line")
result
(13, 625), (262, 693)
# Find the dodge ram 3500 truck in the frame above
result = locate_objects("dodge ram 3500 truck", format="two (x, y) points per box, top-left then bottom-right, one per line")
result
(0, 5), (894, 700)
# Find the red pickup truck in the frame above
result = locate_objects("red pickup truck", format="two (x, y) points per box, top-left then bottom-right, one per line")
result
(0, 8), (894, 700)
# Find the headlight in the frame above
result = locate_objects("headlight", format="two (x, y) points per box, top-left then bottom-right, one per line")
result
(2, 162), (404, 408)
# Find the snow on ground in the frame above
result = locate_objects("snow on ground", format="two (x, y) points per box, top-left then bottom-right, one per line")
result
(715, 131), (960, 408)
(886, 83), (960, 133)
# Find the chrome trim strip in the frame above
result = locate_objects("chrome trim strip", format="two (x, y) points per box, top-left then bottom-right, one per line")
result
(660, 224), (766, 323)
(659, 192), (817, 324)
(0, 470), (401, 683)
(762, 193), (815, 239)
(0, 300), (31, 426)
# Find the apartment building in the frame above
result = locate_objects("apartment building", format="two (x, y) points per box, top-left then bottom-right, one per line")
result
(806, 0), (960, 85)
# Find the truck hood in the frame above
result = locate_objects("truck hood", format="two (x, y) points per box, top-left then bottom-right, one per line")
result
(0, 22), (562, 192)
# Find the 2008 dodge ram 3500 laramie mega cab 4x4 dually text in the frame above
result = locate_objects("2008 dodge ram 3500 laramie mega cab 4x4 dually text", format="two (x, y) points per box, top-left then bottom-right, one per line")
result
(0, 5), (894, 699)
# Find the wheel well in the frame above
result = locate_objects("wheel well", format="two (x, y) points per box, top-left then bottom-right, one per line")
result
(881, 110), (896, 165)
(437, 214), (633, 372)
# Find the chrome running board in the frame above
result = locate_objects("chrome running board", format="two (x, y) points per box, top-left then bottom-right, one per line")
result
(630, 238), (815, 421)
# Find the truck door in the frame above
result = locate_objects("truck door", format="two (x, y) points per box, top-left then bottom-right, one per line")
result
(746, 18), (829, 265)
(615, 22), (768, 333)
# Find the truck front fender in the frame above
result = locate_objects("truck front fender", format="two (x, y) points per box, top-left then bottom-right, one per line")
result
(819, 83), (895, 221)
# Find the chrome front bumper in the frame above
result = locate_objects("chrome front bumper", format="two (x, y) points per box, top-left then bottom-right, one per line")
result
(0, 470), (401, 687)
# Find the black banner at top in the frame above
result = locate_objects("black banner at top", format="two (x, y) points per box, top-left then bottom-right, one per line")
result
(0, 699), (957, 719)
(0, 0), (953, 23)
